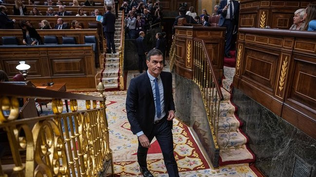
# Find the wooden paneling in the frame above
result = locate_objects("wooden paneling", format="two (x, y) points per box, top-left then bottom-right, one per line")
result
(0, 45), (96, 89)
(235, 28), (316, 139)
(174, 26), (225, 80)
(239, 0), (316, 29)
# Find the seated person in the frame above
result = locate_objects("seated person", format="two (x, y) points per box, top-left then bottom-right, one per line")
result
(202, 15), (210, 26)
(76, 7), (87, 16)
(54, 18), (68, 29)
(172, 7), (197, 34)
(289, 8), (306, 30)
(56, 5), (70, 16)
(30, 7), (42, 16)
(304, 3), (316, 31)
(46, 7), (55, 16)
(40, 19), (52, 29)
(20, 20), (42, 45)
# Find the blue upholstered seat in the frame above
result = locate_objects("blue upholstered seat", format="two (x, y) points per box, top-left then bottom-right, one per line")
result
(62, 36), (76, 44)
(43, 36), (58, 45)
(2, 36), (18, 45)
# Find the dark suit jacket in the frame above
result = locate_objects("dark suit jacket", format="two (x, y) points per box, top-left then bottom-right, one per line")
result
(126, 71), (175, 136)
(155, 38), (166, 55)
(136, 36), (147, 55)
(13, 5), (27, 15)
(218, 0), (239, 27)
(102, 11), (116, 33)
(56, 11), (70, 16)
(22, 27), (42, 44)
(0, 12), (15, 29)
(172, 14), (197, 34)
(54, 23), (68, 29)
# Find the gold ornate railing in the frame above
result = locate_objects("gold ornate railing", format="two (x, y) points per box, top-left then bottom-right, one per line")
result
(119, 11), (125, 90)
(0, 83), (113, 177)
(169, 38), (176, 71)
(192, 39), (223, 149)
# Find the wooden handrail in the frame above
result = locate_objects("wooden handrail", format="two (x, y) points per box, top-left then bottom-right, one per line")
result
(0, 83), (103, 101)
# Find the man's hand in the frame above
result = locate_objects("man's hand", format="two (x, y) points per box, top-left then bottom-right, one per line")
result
(138, 134), (150, 148)
(167, 110), (175, 121)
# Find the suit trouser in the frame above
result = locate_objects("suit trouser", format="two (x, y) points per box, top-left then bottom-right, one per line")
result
(222, 19), (235, 56)
(137, 118), (179, 177)
(105, 32), (115, 52)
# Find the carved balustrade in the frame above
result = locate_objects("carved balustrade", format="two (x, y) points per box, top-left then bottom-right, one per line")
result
(0, 83), (113, 176)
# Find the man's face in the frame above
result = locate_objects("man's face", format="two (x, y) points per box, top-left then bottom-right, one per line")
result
(146, 54), (163, 78)
(57, 18), (62, 24)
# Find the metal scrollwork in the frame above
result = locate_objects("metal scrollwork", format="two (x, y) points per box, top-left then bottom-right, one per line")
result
(0, 96), (20, 123)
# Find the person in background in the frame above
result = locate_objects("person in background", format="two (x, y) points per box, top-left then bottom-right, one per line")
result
(84, 0), (95, 6)
(0, 70), (9, 82)
(72, 0), (79, 6)
(30, 7), (42, 16)
(126, 49), (179, 177)
(56, 5), (70, 16)
(200, 8), (210, 19)
(212, 5), (219, 16)
(172, 7), (197, 35)
(13, 0), (27, 15)
(75, 20), (84, 29)
(119, 1), (129, 17)
(186, 6), (197, 19)
(136, 31), (148, 73)
(20, 20), (42, 45)
(136, 13), (145, 36)
(194, 16), (201, 24)
(102, 6), (116, 53)
(289, 8), (306, 30)
(93, 9), (103, 22)
(218, 0), (240, 58)
(76, 7), (87, 16)
(154, 32), (166, 66)
(304, 3), (316, 31)
(125, 10), (137, 39)
(54, 18), (68, 29)
(202, 15), (210, 26)
(46, 7), (55, 16)
(0, 5), (16, 29)
(40, 19), (51, 29)
(114, 0), (119, 18)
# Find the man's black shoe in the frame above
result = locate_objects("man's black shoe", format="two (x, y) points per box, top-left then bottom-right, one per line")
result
(106, 50), (111, 53)
(140, 168), (153, 177)
(225, 54), (232, 58)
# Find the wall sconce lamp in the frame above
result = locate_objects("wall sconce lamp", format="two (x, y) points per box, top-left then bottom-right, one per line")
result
(16, 61), (31, 80)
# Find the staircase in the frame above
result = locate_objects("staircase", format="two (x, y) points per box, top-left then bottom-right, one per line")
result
(217, 66), (256, 166)
(95, 11), (122, 90)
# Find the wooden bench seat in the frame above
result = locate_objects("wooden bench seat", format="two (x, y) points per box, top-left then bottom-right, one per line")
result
(5, 5), (105, 16)
(0, 44), (97, 89)
(0, 28), (103, 52)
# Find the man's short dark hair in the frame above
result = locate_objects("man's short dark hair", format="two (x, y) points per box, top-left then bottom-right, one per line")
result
(179, 7), (186, 15)
(107, 6), (112, 11)
(146, 48), (163, 61)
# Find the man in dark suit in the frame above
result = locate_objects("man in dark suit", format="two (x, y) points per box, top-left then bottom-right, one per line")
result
(218, 0), (239, 58)
(0, 5), (15, 29)
(102, 6), (116, 53)
(56, 6), (70, 16)
(136, 31), (147, 73)
(172, 6), (197, 35)
(126, 49), (179, 177)
(54, 18), (68, 29)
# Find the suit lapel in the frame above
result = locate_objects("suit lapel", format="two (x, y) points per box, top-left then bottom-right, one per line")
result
(143, 73), (154, 100)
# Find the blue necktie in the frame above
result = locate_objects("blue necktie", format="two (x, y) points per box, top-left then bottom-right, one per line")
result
(154, 78), (161, 118)
(229, 1), (233, 20)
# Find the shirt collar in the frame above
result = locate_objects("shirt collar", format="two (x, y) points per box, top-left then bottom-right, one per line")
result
(147, 70), (161, 81)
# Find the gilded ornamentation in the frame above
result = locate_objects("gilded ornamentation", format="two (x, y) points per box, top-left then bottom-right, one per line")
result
(0, 96), (19, 123)
(236, 45), (242, 73)
(52, 99), (63, 114)
(70, 99), (78, 112)
(186, 40), (192, 67)
(260, 11), (266, 28)
(278, 56), (288, 92)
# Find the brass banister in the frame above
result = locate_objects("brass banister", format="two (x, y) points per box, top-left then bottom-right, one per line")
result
(0, 83), (112, 177)
(119, 11), (125, 90)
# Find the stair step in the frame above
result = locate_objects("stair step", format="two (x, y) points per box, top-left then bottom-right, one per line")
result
(104, 83), (119, 89)
(218, 130), (247, 148)
(218, 115), (240, 132)
(219, 144), (255, 164)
